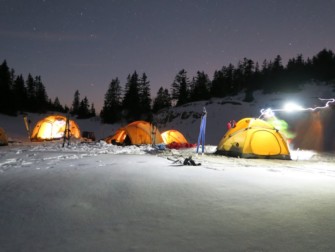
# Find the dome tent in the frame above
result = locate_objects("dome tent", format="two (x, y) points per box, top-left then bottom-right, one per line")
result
(216, 117), (290, 159)
(0, 127), (8, 146)
(30, 115), (81, 141)
(161, 129), (196, 149)
(105, 120), (164, 145)
(161, 129), (188, 145)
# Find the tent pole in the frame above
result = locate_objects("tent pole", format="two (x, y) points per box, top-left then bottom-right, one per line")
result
(62, 113), (70, 147)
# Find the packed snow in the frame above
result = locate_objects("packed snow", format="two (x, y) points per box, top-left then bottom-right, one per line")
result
(1, 83), (335, 251)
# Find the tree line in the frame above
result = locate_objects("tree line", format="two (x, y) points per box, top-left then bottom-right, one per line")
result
(170, 48), (335, 106)
(0, 60), (96, 118)
(1, 48), (335, 122)
(101, 48), (335, 123)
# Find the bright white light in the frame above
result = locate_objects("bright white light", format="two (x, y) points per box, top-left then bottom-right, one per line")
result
(283, 102), (303, 112)
(260, 108), (275, 119)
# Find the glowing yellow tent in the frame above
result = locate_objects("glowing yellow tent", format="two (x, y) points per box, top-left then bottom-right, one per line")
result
(30, 115), (81, 141)
(0, 127), (8, 146)
(105, 121), (164, 145)
(161, 129), (188, 144)
(216, 118), (290, 159)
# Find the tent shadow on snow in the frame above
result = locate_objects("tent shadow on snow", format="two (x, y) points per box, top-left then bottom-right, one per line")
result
(216, 117), (291, 160)
(30, 115), (81, 142)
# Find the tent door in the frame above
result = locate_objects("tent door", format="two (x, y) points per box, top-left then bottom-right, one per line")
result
(250, 130), (281, 156)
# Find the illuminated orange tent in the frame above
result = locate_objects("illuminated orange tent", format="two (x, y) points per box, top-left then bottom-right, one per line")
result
(105, 121), (164, 145)
(30, 115), (81, 141)
(161, 129), (188, 144)
(217, 118), (290, 159)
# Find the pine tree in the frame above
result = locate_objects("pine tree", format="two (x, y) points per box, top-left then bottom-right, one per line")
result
(100, 78), (122, 123)
(138, 73), (152, 116)
(272, 55), (284, 74)
(53, 97), (64, 112)
(71, 90), (80, 115)
(252, 62), (262, 90)
(153, 87), (171, 112)
(210, 69), (225, 97)
(35, 76), (49, 113)
(13, 74), (27, 112)
(223, 64), (235, 95)
(286, 54), (308, 84)
(77, 96), (90, 119)
(312, 49), (335, 81)
(268, 55), (285, 92)
(122, 72), (141, 121)
(171, 69), (190, 106)
(0, 60), (15, 115)
(64, 105), (70, 113)
(26, 74), (36, 112)
(241, 58), (255, 91)
(190, 71), (211, 101)
(90, 103), (96, 117)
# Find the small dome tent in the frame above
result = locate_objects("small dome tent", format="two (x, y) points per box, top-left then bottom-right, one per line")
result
(161, 129), (188, 145)
(30, 115), (81, 141)
(161, 129), (196, 149)
(105, 121), (164, 145)
(216, 118), (290, 159)
(0, 127), (8, 146)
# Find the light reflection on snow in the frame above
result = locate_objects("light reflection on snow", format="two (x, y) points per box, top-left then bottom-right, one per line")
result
(290, 150), (316, 161)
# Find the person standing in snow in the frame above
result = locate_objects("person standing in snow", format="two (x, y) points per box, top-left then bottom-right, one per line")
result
(196, 107), (207, 155)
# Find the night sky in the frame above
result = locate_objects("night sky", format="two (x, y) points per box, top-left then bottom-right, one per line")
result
(1, 0), (335, 112)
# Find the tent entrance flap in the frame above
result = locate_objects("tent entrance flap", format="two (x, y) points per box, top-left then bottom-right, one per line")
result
(250, 131), (281, 156)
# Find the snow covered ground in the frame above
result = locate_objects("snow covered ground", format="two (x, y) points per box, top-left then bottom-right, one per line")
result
(1, 83), (335, 251)
(1, 140), (335, 251)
